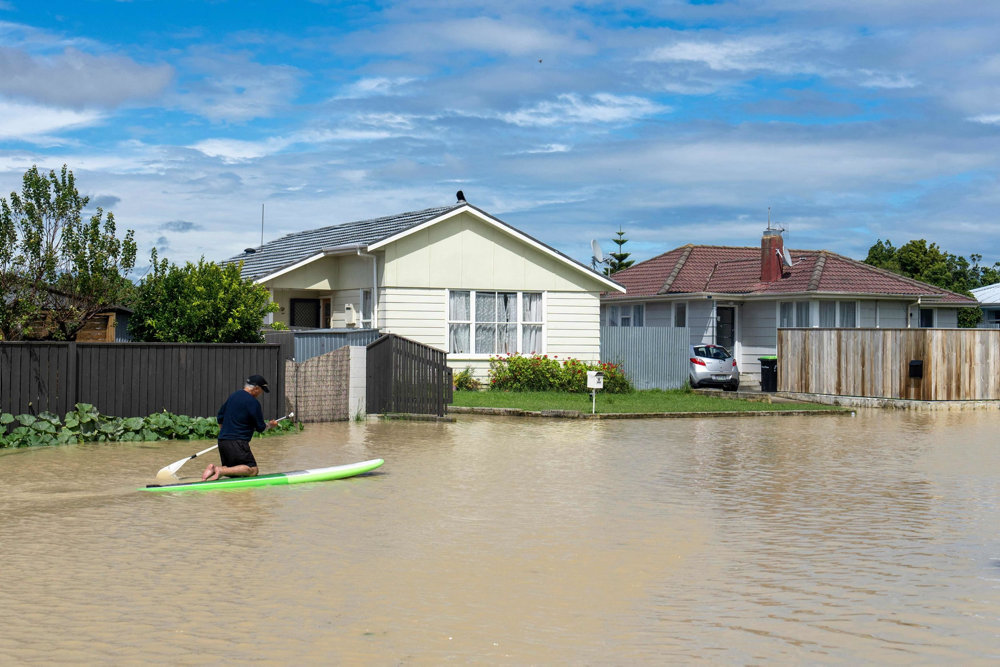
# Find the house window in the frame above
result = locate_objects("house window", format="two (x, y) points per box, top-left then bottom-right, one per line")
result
(795, 301), (811, 328)
(820, 301), (836, 327)
(607, 304), (644, 327)
(321, 298), (332, 328)
(779, 301), (816, 327)
(675, 303), (686, 328)
(839, 301), (857, 328)
(820, 301), (857, 327)
(522, 293), (543, 353)
(290, 298), (320, 328)
(919, 308), (934, 328)
(360, 289), (373, 328)
(779, 302), (794, 327)
(448, 290), (544, 355)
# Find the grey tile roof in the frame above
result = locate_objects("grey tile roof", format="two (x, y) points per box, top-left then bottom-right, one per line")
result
(223, 205), (459, 280)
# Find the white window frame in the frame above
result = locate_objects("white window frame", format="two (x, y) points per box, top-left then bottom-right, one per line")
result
(674, 302), (687, 328)
(819, 300), (858, 328)
(359, 289), (373, 328)
(447, 290), (546, 357)
(606, 304), (644, 327)
(778, 300), (815, 328)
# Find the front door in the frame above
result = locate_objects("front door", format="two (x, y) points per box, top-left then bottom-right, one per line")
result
(716, 306), (735, 351)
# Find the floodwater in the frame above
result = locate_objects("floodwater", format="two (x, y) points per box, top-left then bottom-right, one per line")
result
(1, 410), (999, 664)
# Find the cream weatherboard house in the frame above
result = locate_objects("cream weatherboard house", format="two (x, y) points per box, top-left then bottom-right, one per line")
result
(225, 196), (623, 379)
(602, 227), (978, 387)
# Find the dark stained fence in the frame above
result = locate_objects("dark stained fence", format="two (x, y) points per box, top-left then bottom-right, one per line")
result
(1, 342), (284, 418)
(366, 334), (452, 416)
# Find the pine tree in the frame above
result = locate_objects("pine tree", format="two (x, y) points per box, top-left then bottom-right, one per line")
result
(605, 227), (635, 275)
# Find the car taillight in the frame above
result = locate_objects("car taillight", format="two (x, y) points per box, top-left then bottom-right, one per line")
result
(732, 360), (738, 367)
(691, 358), (706, 366)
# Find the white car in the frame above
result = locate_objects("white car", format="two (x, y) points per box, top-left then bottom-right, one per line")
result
(689, 344), (740, 391)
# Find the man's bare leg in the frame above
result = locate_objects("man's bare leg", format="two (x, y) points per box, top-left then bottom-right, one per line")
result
(210, 464), (258, 480)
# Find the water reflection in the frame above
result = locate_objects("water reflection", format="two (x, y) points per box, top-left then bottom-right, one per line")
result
(1, 410), (999, 663)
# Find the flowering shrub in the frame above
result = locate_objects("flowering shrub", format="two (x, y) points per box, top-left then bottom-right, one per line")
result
(488, 354), (633, 393)
(489, 353), (561, 391)
(453, 367), (482, 391)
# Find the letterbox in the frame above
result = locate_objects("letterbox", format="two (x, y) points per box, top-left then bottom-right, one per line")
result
(586, 370), (604, 389)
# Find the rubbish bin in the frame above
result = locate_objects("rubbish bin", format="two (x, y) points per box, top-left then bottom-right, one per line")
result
(759, 355), (777, 392)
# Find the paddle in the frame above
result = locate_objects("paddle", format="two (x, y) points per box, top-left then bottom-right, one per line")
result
(154, 412), (294, 481)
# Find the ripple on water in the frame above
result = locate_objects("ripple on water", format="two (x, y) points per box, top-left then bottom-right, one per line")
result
(1, 412), (999, 663)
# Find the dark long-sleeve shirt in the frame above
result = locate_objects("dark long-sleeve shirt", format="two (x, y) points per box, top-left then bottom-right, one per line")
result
(217, 389), (266, 441)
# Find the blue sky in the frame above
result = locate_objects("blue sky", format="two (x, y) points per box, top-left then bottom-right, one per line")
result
(3, 0), (1000, 273)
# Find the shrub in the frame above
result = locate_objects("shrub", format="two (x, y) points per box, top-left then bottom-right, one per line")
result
(453, 367), (482, 391)
(487, 354), (633, 393)
(0, 403), (301, 449)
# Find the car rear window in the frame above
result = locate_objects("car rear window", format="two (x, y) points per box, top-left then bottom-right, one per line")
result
(693, 345), (731, 360)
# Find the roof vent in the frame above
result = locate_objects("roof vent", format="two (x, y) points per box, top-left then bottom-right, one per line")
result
(244, 248), (257, 254)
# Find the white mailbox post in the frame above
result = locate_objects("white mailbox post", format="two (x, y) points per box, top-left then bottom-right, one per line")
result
(586, 370), (604, 414)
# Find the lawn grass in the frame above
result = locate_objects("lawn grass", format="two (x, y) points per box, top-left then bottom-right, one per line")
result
(449, 388), (843, 413)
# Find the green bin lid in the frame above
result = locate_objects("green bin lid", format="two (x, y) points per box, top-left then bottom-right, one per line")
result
(758, 355), (777, 360)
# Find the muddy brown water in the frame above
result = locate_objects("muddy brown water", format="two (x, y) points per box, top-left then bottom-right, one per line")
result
(1, 411), (999, 664)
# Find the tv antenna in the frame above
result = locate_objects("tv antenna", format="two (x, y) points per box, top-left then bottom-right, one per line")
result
(591, 239), (610, 272)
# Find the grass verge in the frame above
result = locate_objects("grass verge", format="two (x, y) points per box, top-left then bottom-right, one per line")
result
(449, 389), (843, 414)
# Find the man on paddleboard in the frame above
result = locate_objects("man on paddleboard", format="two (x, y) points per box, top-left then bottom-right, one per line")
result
(203, 374), (279, 481)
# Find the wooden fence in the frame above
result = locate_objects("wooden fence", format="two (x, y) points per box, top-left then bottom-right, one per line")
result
(777, 328), (1000, 400)
(1, 342), (287, 419)
(366, 334), (452, 416)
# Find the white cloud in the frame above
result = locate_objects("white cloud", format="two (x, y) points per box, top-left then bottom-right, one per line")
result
(857, 69), (918, 89)
(0, 46), (172, 107)
(339, 76), (416, 98)
(174, 51), (302, 122)
(0, 98), (104, 142)
(499, 93), (668, 127)
(969, 114), (1000, 125)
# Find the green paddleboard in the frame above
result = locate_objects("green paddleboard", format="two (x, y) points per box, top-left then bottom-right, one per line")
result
(142, 458), (384, 492)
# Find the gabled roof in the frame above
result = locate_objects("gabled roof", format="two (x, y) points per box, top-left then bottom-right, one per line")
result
(604, 244), (977, 305)
(222, 201), (624, 291)
(224, 205), (457, 281)
(971, 283), (1000, 305)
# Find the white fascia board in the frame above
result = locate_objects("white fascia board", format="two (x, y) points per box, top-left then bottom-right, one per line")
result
(367, 204), (626, 293)
(253, 245), (365, 285)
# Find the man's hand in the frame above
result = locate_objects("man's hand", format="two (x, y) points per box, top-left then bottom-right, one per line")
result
(267, 419), (279, 428)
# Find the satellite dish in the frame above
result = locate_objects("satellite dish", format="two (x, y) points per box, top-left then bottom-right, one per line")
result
(781, 247), (795, 267)
(591, 239), (604, 263)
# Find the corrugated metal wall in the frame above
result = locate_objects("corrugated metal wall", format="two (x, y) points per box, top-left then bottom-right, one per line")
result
(600, 326), (690, 390)
(265, 329), (381, 363)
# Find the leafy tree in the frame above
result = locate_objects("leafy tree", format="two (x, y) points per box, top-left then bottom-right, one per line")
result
(604, 227), (635, 275)
(129, 250), (278, 343)
(864, 238), (1000, 328)
(0, 165), (136, 341)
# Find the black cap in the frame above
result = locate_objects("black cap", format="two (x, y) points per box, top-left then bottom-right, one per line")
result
(246, 374), (270, 393)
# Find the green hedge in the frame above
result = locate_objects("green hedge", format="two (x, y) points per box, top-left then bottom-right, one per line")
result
(487, 354), (633, 393)
(0, 403), (300, 449)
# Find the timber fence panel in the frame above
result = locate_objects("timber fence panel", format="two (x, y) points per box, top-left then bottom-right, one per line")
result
(600, 326), (690, 390)
(777, 328), (1000, 401)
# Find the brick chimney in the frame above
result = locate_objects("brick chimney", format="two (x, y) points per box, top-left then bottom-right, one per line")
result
(761, 229), (784, 282)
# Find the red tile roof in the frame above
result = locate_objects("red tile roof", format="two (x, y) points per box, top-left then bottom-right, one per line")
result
(604, 244), (977, 305)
